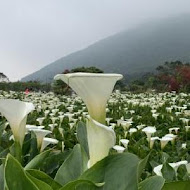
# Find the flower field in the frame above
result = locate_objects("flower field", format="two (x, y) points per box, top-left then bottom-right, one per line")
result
(0, 73), (190, 190)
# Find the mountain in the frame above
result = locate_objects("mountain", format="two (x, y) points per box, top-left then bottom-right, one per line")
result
(21, 14), (190, 83)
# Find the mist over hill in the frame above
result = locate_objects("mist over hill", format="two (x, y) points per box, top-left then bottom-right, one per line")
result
(21, 15), (190, 83)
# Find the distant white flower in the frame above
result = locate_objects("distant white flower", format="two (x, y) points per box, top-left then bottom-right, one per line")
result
(26, 125), (44, 131)
(129, 128), (137, 135)
(41, 137), (58, 152)
(120, 139), (129, 148)
(182, 143), (187, 149)
(121, 121), (133, 131)
(29, 129), (52, 149)
(169, 127), (179, 134)
(136, 124), (145, 130)
(160, 136), (173, 149)
(142, 126), (156, 142)
(150, 137), (159, 149)
(113, 145), (125, 153)
(154, 161), (188, 176)
(36, 117), (45, 125)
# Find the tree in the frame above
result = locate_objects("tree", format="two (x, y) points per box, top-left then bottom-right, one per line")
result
(70, 66), (103, 73)
(156, 61), (190, 92)
(0, 72), (9, 82)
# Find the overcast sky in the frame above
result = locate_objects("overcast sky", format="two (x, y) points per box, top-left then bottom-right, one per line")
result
(1, 0), (190, 81)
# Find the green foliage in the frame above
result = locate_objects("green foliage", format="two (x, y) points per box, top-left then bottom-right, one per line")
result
(5, 154), (39, 190)
(138, 176), (165, 190)
(55, 144), (88, 186)
(0, 81), (51, 92)
(71, 67), (103, 73)
(80, 153), (140, 190)
(128, 60), (190, 93)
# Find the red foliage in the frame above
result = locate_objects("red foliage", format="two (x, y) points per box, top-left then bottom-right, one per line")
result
(168, 76), (180, 91)
(177, 66), (190, 85)
(63, 69), (70, 74)
(158, 65), (190, 92)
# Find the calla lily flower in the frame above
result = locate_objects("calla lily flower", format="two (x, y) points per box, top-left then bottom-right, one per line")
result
(154, 161), (188, 176)
(54, 72), (123, 124)
(120, 139), (129, 148)
(0, 99), (34, 146)
(54, 72), (122, 167)
(41, 137), (58, 152)
(29, 129), (52, 149)
(142, 126), (156, 142)
(113, 145), (125, 153)
(87, 117), (116, 167)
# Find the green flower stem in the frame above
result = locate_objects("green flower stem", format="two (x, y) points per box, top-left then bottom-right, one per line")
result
(13, 141), (22, 164)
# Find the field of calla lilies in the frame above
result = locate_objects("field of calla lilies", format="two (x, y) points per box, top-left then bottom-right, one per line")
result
(0, 73), (190, 190)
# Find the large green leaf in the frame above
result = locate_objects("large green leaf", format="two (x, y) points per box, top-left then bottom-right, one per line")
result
(77, 121), (89, 158)
(27, 169), (62, 190)
(5, 154), (39, 190)
(26, 172), (53, 190)
(161, 162), (176, 182)
(137, 153), (150, 182)
(80, 153), (139, 190)
(22, 132), (38, 163)
(25, 149), (51, 170)
(162, 181), (190, 190)
(59, 180), (102, 190)
(138, 176), (165, 190)
(55, 144), (87, 186)
(0, 164), (4, 190)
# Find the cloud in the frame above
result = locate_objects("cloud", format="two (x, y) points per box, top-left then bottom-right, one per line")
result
(0, 0), (190, 81)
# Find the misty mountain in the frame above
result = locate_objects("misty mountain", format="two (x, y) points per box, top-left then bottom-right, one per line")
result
(21, 15), (190, 83)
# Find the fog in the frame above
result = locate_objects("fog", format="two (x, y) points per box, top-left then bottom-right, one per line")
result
(0, 0), (190, 81)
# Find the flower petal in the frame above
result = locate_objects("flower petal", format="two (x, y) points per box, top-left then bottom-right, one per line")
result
(86, 117), (116, 167)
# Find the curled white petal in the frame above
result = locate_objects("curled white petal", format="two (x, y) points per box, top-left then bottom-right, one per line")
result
(87, 117), (116, 167)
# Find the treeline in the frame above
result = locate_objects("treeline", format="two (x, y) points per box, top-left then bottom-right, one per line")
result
(128, 61), (190, 93)
(0, 66), (124, 93)
(0, 81), (51, 92)
(2, 63), (190, 93)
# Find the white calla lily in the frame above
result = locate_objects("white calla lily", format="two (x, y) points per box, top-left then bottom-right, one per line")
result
(54, 72), (122, 167)
(87, 117), (116, 167)
(41, 137), (58, 152)
(0, 99), (34, 146)
(113, 145), (125, 153)
(29, 129), (52, 148)
(54, 72), (123, 124)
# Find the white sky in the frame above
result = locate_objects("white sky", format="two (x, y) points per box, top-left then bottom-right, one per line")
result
(0, 0), (190, 81)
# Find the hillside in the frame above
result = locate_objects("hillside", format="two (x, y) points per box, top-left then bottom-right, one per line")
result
(21, 15), (190, 83)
